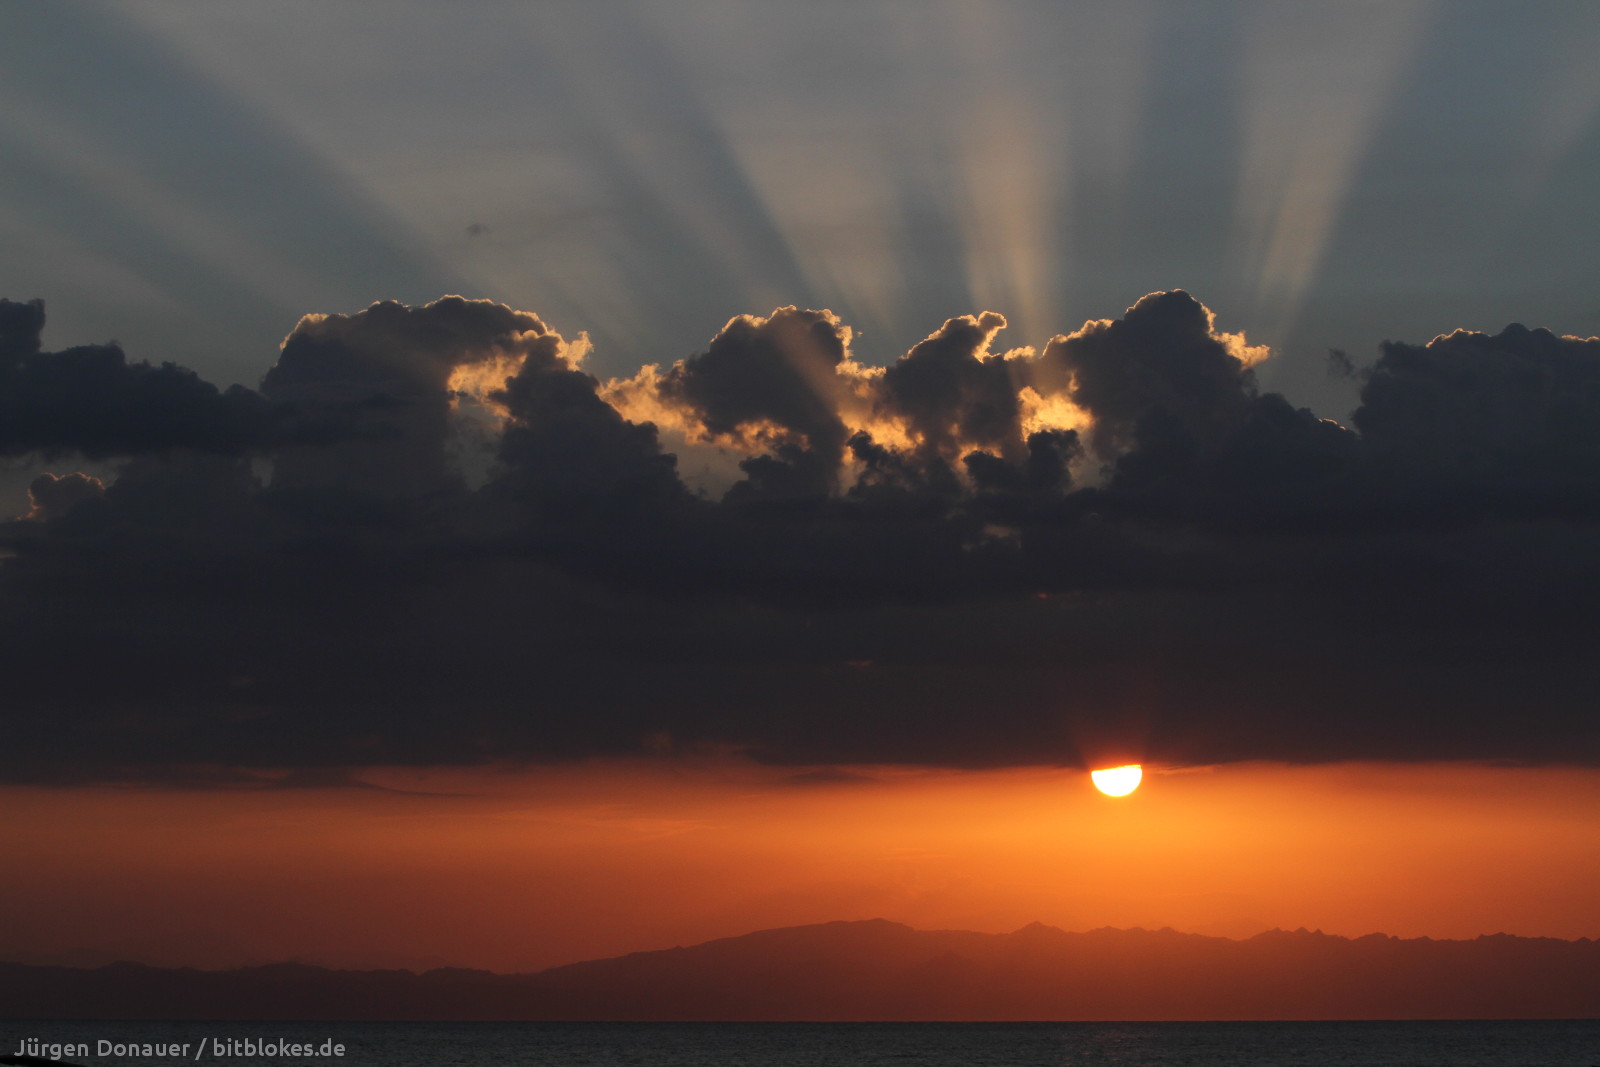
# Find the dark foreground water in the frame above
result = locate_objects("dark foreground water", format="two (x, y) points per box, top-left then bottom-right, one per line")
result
(7, 1020), (1599, 1067)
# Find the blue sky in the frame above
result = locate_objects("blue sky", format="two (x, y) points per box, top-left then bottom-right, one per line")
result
(4, 0), (1600, 420)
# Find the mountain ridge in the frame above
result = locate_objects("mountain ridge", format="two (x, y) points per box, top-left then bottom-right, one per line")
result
(4, 919), (1597, 1021)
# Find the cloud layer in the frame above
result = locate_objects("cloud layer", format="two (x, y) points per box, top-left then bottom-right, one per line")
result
(3, 292), (1598, 783)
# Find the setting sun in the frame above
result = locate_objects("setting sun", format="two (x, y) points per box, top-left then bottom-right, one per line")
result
(1091, 765), (1143, 796)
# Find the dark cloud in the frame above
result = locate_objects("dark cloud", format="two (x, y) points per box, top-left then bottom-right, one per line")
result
(262, 296), (575, 504)
(22, 471), (105, 522)
(3, 292), (1600, 784)
(1040, 289), (1261, 463)
(0, 298), (45, 360)
(484, 326), (691, 575)
(879, 311), (1024, 461)
(1354, 324), (1600, 518)
(653, 307), (856, 467)
(962, 429), (1081, 519)
(0, 299), (274, 459)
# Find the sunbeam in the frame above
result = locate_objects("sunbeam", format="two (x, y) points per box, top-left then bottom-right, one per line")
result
(1233, 0), (1432, 345)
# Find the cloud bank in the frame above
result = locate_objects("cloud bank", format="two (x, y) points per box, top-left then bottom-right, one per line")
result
(3, 292), (1598, 783)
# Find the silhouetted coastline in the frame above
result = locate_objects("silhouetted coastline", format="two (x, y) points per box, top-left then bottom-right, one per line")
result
(5, 920), (1597, 1021)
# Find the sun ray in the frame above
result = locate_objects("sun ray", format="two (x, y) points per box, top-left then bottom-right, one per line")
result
(1233, 0), (1432, 344)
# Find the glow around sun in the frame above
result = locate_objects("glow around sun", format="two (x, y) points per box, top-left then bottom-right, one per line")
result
(1091, 765), (1143, 796)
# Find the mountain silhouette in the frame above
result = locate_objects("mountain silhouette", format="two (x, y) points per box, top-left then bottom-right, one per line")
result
(4, 920), (1597, 1020)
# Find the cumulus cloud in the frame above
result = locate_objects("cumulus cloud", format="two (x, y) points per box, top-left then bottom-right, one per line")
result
(0, 299), (274, 459)
(644, 306), (860, 467)
(20, 471), (105, 522)
(2, 291), (1599, 783)
(878, 310), (1026, 462)
(608, 304), (1089, 505)
(262, 296), (589, 506)
(1040, 289), (1267, 463)
(1354, 323), (1600, 516)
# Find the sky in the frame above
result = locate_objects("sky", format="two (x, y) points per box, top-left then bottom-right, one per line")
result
(2, 0), (1600, 975)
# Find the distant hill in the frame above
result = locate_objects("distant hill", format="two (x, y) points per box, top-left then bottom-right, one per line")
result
(4, 920), (1598, 1020)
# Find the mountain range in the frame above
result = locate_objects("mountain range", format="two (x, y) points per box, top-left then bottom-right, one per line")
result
(5, 920), (1597, 1020)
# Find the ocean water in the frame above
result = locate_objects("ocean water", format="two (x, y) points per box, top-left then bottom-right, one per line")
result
(7, 1020), (1599, 1067)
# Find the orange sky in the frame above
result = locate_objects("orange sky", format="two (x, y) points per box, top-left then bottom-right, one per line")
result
(3, 759), (1596, 974)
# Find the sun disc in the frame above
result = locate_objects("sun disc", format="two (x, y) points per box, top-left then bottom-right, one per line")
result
(1091, 764), (1142, 796)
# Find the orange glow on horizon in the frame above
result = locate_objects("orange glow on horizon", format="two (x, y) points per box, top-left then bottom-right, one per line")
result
(1091, 764), (1143, 796)
(0, 760), (1596, 975)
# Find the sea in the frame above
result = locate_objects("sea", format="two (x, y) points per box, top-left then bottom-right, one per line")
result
(6, 1020), (1599, 1067)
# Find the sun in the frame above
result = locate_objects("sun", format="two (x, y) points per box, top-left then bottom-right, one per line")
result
(1091, 764), (1143, 796)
